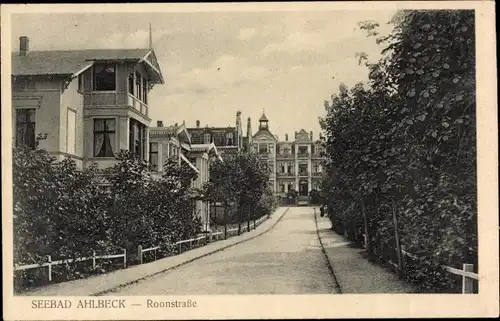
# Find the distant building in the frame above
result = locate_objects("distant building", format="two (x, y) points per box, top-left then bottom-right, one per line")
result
(11, 35), (164, 169)
(186, 111), (244, 156)
(250, 112), (325, 199)
(149, 121), (222, 231)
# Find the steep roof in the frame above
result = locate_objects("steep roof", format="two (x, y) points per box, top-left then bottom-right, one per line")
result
(11, 48), (163, 83)
(259, 113), (268, 122)
(252, 128), (277, 141)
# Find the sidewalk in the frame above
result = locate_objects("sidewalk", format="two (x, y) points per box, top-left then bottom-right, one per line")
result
(19, 207), (289, 296)
(314, 209), (417, 293)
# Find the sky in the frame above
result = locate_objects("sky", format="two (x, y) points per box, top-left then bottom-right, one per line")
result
(11, 10), (396, 140)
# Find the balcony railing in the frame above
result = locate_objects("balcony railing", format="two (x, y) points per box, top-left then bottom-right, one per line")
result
(297, 153), (310, 158)
(128, 94), (148, 116)
(298, 171), (309, 177)
(277, 172), (295, 177)
(276, 153), (294, 159)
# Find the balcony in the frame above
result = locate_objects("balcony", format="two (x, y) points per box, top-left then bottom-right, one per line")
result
(83, 91), (148, 117)
(276, 153), (294, 159)
(128, 94), (148, 116)
(297, 153), (310, 159)
(277, 172), (295, 177)
(258, 153), (270, 159)
(298, 171), (309, 177)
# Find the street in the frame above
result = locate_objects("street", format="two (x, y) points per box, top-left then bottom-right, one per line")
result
(104, 207), (339, 295)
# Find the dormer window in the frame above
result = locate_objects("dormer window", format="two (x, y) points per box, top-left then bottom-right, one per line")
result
(204, 133), (211, 144)
(93, 63), (116, 91)
(226, 132), (233, 146)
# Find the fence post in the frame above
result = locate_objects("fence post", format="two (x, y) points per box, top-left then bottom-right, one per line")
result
(92, 250), (96, 270)
(462, 264), (474, 293)
(154, 248), (157, 261)
(47, 255), (52, 282)
(123, 249), (127, 268)
(178, 242), (182, 254)
(392, 199), (405, 278)
(137, 245), (143, 265)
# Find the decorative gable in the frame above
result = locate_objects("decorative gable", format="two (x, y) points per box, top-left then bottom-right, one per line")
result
(295, 129), (310, 141)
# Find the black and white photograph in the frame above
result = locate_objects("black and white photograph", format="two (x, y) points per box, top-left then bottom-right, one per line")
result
(1, 2), (498, 320)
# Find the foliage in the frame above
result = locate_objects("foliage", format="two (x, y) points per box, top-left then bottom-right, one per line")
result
(13, 148), (202, 290)
(202, 151), (271, 232)
(320, 10), (476, 292)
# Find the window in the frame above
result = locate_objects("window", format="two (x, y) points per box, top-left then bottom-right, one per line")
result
(128, 74), (134, 95)
(129, 119), (146, 160)
(135, 73), (142, 101)
(93, 63), (116, 91)
(287, 183), (294, 192)
(149, 142), (158, 171)
(226, 132), (233, 146)
(78, 74), (84, 92)
(280, 164), (285, 173)
(94, 118), (115, 157)
(15, 108), (36, 149)
(259, 143), (268, 154)
(287, 164), (293, 174)
(204, 133), (211, 144)
(142, 78), (148, 104)
(313, 164), (319, 173)
(269, 144), (274, 154)
(67, 109), (76, 155)
(280, 184), (285, 192)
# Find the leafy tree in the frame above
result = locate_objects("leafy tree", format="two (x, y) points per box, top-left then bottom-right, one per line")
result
(320, 10), (476, 292)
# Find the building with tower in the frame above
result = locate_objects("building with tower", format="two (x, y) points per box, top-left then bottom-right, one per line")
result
(250, 112), (325, 201)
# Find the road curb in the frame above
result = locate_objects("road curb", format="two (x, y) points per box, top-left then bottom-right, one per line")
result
(314, 207), (343, 294)
(93, 208), (290, 296)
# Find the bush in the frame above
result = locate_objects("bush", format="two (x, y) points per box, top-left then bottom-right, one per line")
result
(13, 148), (204, 290)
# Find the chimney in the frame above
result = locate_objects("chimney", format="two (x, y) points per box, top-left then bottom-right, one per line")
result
(285, 133), (288, 141)
(196, 120), (200, 128)
(19, 36), (29, 56)
(157, 121), (163, 127)
(310, 131), (313, 140)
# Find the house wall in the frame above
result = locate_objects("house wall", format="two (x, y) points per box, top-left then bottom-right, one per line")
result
(12, 76), (64, 161)
(59, 77), (85, 167)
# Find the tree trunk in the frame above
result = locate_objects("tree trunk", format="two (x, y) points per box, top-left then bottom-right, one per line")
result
(361, 201), (373, 259)
(392, 198), (405, 278)
(247, 204), (251, 231)
(237, 203), (243, 235)
(223, 204), (228, 240)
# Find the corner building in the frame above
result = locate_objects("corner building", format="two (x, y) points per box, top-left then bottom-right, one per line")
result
(250, 112), (325, 200)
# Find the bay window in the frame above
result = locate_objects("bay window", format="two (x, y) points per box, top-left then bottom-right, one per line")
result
(94, 118), (115, 157)
(93, 63), (116, 91)
(129, 118), (146, 160)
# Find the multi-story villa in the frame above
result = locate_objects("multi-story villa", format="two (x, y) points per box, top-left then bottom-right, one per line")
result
(250, 112), (325, 200)
(186, 111), (244, 156)
(11, 35), (164, 169)
(149, 121), (222, 232)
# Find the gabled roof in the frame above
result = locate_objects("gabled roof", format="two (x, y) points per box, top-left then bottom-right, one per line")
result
(11, 48), (164, 83)
(252, 128), (277, 141)
(191, 143), (223, 161)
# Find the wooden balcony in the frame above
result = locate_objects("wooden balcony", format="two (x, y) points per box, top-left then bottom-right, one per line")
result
(83, 91), (148, 117)
(276, 153), (294, 159)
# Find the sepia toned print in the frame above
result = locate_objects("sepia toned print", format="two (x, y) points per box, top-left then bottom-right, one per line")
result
(1, 2), (498, 320)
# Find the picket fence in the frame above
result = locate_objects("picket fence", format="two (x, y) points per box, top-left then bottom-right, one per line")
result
(14, 215), (270, 284)
(361, 235), (479, 293)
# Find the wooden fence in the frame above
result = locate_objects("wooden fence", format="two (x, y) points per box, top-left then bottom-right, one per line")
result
(361, 235), (479, 293)
(14, 214), (271, 285)
(14, 249), (127, 282)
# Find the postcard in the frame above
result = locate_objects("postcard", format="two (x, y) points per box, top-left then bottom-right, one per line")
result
(2, 1), (498, 319)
